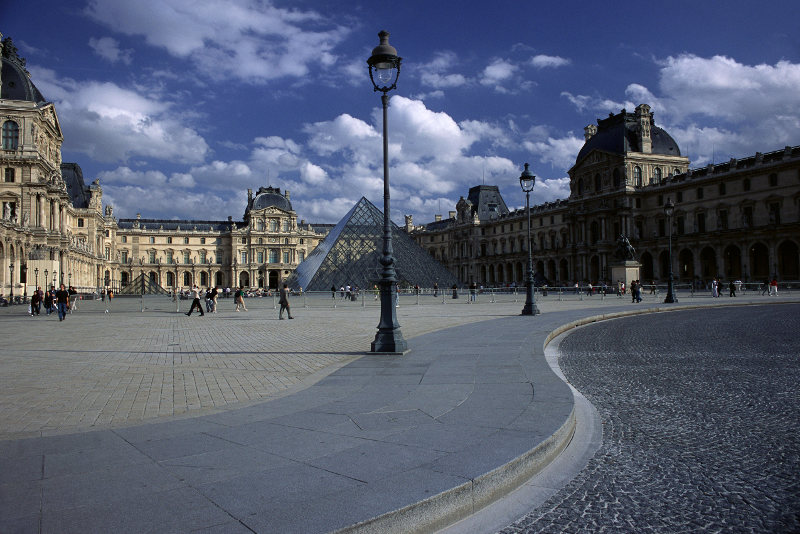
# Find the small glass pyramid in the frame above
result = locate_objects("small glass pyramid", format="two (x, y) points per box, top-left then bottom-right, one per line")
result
(287, 197), (459, 291)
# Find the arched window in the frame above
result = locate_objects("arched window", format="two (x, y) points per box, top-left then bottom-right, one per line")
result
(594, 174), (601, 191)
(613, 168), (620, 188)
(577, 178), (584, 196)
(2, 121), (19, 150)
(633, 166), (642, 186)
(653, 167), (662, 184)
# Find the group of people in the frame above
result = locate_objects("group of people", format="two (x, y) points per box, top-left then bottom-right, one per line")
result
(28, 284), (77, 321)
(185, 284), (293, 319)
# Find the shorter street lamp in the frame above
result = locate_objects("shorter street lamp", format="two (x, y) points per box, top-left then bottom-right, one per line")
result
(35, 267), (39, 289)
(68, 273), (72, 288)
(21, 265), (27, 302)
(44, 269), (49, 289)
(52, 273), (56, 289)
(664, 199), (678, 303)
(520, 163), (540, 316)
(9, 262), (14, 303)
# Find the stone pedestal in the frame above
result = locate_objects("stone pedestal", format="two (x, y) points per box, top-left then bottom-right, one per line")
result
(610, 261), (641, 288)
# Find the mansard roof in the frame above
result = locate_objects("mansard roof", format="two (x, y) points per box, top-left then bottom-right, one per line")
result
(0, 36), (46, 103)
(116, 219), (236, 232)
(466, 185), (509, 221)
(575, 108), (681, 165)
(61, 163), (91, 209)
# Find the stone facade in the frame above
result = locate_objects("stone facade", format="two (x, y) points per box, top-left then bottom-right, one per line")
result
(412, 106), (800, 287)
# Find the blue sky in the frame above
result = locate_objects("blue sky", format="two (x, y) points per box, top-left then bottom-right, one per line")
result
(3, 1), (799, 224)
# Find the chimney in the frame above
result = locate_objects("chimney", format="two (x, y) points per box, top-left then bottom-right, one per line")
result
(583, 124), (597, 141)
(435, 214), (442, 222)
(635, 104), (652, 154)
(285, 190), (290, 200)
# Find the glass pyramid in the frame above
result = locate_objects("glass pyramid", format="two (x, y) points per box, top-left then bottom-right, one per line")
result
(286, 197), (459, 292)
(118, 273), (169, 295)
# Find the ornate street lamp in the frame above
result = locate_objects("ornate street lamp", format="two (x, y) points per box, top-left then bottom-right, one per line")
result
(9, 262), (14, 304)
(520, 163), (541, 316)
(35, 267), (39, 289)
(44, 269), (49, 289)
(663, 199), (678, 303)
(368, 30), (406, 353)
(21, 264), (27, 302)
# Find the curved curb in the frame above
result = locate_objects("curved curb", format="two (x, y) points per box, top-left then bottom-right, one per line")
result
(337, 300), (791, 534)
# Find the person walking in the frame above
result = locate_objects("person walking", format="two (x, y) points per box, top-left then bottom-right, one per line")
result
(185, 285), (205, 316)
(769, 278), (779, 296)
(30, 286), (42, 316)
(729, 280), (736, 297)
(279, 283), (294, 320)
(55, 283), (70, 322)
(234, 285), (247, 311)
(211, 286), (219, 312)
(44, 287), (54, 315)
(105, 288), (113, 313)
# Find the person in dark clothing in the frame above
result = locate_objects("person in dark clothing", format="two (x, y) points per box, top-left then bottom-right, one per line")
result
(30, 286), (42, 316)
(279, 283), (294, 319)
(55, 284), (70, 321)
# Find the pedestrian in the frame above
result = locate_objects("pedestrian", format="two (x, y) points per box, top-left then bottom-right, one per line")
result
(729, 280), (736, 297)
(433, 282), (438, 297)
(769, 278), (778, 296)
(234, 285), (247, 311)
(205, 288), (213, 312)
(469, 282), (477, 302)
(44, 287), (54, 315)
(211, 286), (219, 312)
(761, 279), (769, 296)
(68, 285), (78, 313)
(331, 285), (336, 299)
(279, 283), (294, 319)
(105, 288), (113, 313)
(30, 286), (42, 316)
(55, 283), (70, 322)
(185, 285), (205, 316)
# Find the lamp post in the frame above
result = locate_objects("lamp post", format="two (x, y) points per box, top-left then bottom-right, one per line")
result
(9, 262), (14, 304)
(44, 269), (49, 289)
(520, 163), (541, 316)
(21, 264), (27, 302)
(52, 272), (56, 289)
(663, 199), (678, 303)
(368, 30), (407, 354)
(35, 267), (39, 290)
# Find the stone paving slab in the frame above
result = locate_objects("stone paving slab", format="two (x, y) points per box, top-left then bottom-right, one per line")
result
(0, 292), (795, 533)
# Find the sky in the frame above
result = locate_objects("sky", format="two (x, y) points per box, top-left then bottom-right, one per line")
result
(3, 1), (800, 225)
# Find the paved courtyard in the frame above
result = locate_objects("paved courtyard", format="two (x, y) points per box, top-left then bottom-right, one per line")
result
(501, 303), (800, 533)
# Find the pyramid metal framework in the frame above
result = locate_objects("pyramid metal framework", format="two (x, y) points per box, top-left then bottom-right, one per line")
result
(117, 273), (170, 295)
(286, 197), (459, 292)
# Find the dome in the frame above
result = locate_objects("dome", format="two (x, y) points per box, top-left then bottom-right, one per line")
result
(251, 186), (292, 212)
(575, 107), (681, 165)
(1, 37), (46, 103)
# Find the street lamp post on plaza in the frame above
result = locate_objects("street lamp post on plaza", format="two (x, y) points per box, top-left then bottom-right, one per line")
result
(9, 262), (14, 304)
(368, 30), (407, 354)
(44, 269), (49, 289)
(520, 163), (541, 316)
(34, 267), (39, 290)
(663, 199), (678, 303)
(21, 264), (27, 302)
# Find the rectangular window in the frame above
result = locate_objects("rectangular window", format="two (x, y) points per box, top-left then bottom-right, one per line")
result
(200, 251), (207, 264)
(769, 203), (781, 224)
(719, 210), (728, 230)
(282, 251), (290, 263)
(676, 191), (683, 203)
(697, 213), (705, 233)
(105, 248), (110, 260)
(283, 220), (290, 232)
(269, 249), (278, 263)
(719, 183), (726, 195)
(635, 198), (641, 208)
(257, 251), (264, 263)
(167, 237), (172, 244)
(121, 251), (129, 263)
(241, 251), (248, 264)
(299, 251), (305, 262)
(200, 237), (206, 244)
(743, 206), (753, 227)
(658, 219), (665, 237)
(4, 168), (14, 182)
(148, 251), (156, 263)
(148, 236), (154, 243)
(166, 251), (173, 264)
(184, 237), (190, 244)
(183, 252), (191, 264)
(697, 187), (704, 200)
(676, 216), (685, 235)
(122, 236), (127, 243)
(77, 218), (85, 227)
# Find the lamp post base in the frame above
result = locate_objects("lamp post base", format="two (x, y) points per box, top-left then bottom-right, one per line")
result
(371, 329), (409, 354)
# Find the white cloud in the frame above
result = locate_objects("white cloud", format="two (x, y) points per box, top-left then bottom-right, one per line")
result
(523, 135), (585, 170)
(480, 58), (518, 91)
(419, 51), (469, 89)
(88, 36), (133, 65)
(31, 67), (208, 164)
(84, 0), (350, 84)
(530, 54), (570, 68)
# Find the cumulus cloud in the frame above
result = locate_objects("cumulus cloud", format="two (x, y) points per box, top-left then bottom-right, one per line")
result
(30, 67), (208, 164)
(523, 135), (585, 170)
(419, 51), (469, 89)
(530, 54), (570, 68)
(480, 58), (518, 91)
(88, 36), (133, 64)
(84, 0), (350, 84)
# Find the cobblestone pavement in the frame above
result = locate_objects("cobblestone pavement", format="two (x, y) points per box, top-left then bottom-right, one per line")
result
(500, 303), (800, 534)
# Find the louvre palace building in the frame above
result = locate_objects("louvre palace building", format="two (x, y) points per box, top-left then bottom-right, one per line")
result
(2, 34), (799, 298)
(410, 104), (800, 287)
(0, 36), (323, 297)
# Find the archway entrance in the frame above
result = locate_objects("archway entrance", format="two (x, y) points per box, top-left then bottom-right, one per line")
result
(778, 240), (799, 279)
(215, 271), (225, 287)
(700, 247), (717, 279)
(640, 251), (654, 281)
(268, 270), (279, 289)
(559, 258), (569, 283)
(723, 246), (742, 280)
(749, 242), (769, 281)
(678, 249), (694, 281)
(239, 271), (250, 287)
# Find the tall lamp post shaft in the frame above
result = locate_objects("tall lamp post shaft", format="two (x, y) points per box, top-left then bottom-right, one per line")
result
(664, 199), (677, 303)
(520, 164), (540, 316)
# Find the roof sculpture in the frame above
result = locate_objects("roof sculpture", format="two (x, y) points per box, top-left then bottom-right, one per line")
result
(285, 197), (459, 291)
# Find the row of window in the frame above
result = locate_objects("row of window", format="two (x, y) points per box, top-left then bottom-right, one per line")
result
(254, 220), (292, 232)
(118, 250), (306, 264)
